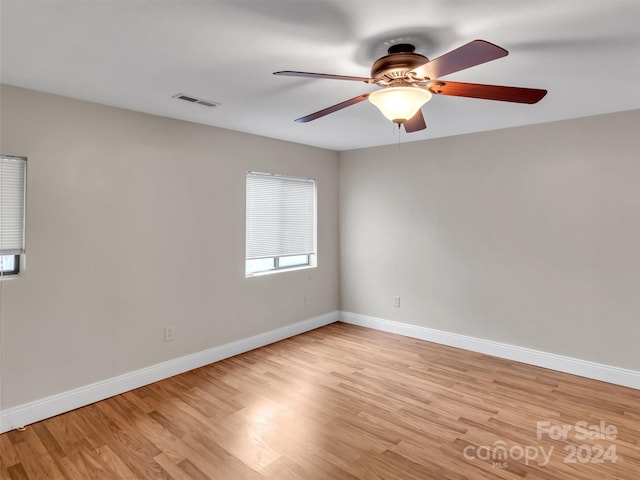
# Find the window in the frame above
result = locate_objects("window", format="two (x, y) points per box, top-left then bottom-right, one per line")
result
(246, 172), (316, 276)
(0, 255), (19, 275)
(1, 156), (26, 276)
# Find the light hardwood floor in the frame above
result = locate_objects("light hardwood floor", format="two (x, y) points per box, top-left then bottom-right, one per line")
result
(1, 322), (639, 479)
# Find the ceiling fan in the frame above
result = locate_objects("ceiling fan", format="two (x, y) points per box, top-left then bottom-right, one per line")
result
(274, 40), (547, 132)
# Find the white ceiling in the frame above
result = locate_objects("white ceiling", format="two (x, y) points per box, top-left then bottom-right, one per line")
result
(2, 0), (639, 151)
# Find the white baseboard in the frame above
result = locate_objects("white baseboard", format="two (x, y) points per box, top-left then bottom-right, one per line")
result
(340, 311), (640, 390)
(0, 311), (339, 434)
(3, 309), (636, 434)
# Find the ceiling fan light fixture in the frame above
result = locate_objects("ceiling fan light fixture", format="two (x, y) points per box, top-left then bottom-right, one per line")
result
(369, 86), (432, 124)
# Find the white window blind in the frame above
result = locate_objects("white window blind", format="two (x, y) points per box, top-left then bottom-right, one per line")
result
(246, 172), (316, 260)
(0, 156), (26, 255)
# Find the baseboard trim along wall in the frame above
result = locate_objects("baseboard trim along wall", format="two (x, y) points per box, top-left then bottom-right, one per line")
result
(340, 311), (640, 390)
(3, 309), (637, 433)
(0, 311), (339, 434)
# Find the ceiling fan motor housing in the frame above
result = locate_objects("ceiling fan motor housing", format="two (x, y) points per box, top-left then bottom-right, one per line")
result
(370, 44), (429, 81)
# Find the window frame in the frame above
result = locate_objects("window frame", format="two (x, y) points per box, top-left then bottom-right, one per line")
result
(0, 155), (26, 277)
(245, 172), (317, 277)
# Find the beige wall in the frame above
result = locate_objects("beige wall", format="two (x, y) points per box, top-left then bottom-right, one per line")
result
(0, 85), (339, 408)
(339, 110), (640, 370)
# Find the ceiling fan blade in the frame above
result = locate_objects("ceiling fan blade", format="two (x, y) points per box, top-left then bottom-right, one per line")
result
(274, 71), (374, 83)
(430, 81), (547, 104)
(403, 110), (426, 133)
(295, 93), (372, 123)
(412, 40), (508, 80)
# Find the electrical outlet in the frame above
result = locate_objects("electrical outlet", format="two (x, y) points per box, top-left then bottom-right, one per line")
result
(393, 296), (401, 308)
(164, 326), (175, 341)
(304, 294), (310, 305)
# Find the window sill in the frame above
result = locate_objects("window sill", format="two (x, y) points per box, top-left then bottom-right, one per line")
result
(246, 264), (316, 278)
(0, 274), (21, 281)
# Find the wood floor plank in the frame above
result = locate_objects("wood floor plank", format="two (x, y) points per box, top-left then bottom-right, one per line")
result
(2, 322), (638, 479)
(7, 463), (30, 480)
(0, 430), (20, 467)
(95, 445), (140, 479)
(152, 454), (192, 480)
(12, 429), (66, 480)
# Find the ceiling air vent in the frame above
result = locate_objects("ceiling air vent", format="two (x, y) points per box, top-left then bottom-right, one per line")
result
(172, 93), (220, 108)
